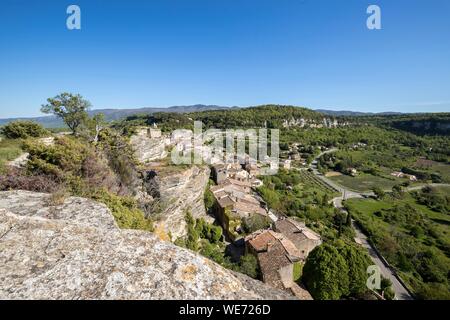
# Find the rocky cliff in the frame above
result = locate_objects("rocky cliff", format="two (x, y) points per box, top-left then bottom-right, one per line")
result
(0, 190), (293, 300)
(144, 165), (212, 240)
(130, 130), (169, 163)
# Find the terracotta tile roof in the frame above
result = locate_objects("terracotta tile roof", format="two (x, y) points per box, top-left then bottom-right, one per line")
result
(275, 218), (321, 241)
(232, 201), (267, 216)
(222, 178), (252, 188)
(246, 230), (302, 260)
(217, 196), (235, 208)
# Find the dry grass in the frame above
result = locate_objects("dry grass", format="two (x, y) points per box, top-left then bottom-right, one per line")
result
(325, 171), (342, 177)
(46, 188), (68, 206)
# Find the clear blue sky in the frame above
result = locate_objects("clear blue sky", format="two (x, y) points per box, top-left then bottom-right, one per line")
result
(1, 0), (449, 118)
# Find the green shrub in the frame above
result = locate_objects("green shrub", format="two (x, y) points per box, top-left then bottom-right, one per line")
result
(24, 136), (91, 177)
(90, 189), (153, 232)
(1, 121), (48, 139)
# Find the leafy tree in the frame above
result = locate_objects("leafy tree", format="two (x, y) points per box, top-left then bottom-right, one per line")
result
(1, 120), (48, 139)
(41, 93), (91, 134)
(87, 113), (106, 142)
(242, 214), (271, 234)
(392, 184), (404, 199)
(303, 244), (350, 300)
(372, 187), (385, 200)
(200, 241), (225, 264)
(380, 278), (395, 300)
(204, 181), (216, 212)
(338, 245), (372, 296)
(237, 254), (260, 279)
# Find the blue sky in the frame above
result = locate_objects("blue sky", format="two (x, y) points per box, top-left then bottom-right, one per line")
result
(0, 0), (449, 118)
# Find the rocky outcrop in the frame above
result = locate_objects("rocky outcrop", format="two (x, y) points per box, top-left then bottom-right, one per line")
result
(0, 190), (294, 300)
(145, 166), (212, 240)
(130, 129), (169, 163)
(282, 117), (346, 129)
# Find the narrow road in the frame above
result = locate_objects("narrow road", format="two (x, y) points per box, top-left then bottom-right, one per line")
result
(351, 219), (413, 300)
(332, 195), (413, 300)
(311, 149), (413, 300)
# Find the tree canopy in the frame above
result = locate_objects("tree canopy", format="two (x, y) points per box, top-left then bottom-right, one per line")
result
(41, 92), (91, 134)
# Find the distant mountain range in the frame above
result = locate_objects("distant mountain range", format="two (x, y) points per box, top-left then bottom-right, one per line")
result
(0, 105), (406, 128)
(0, 105), (230, 128)
(314, 109), (403, 117)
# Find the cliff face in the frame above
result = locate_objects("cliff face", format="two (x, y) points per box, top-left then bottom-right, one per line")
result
(0, 190), (293, 300)
(130, 131), (169, 163)
(145, 166), (212, 240)
(282, 117), (346, 128)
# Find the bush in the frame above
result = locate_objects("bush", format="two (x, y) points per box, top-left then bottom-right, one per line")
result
(24, 136), (91, 178)
(97, 128), (139, 191)
(416, 282), (450, 300)
(90, 189), (153, 232)
(1, 121), (48, 139)
(380, 278), (395, 300)
(237, 254), (260, 279)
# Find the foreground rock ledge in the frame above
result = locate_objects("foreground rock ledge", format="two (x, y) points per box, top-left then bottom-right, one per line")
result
(0, 190), (294, 300)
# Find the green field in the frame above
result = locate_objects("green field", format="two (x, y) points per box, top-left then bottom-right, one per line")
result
(298, 170), (340, 196)
(426, 162), (450, 183)
(329, 173), (400, 193)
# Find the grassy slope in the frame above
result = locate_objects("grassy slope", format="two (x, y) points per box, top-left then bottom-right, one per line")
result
(0, 138), (23, 171)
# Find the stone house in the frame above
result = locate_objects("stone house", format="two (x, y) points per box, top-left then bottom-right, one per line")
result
(245, 230), (312, 299)
(274, 218), (322, 261)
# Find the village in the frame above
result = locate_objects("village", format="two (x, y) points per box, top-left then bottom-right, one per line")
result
(209, 161), (322, 299)
(131, 125), (322, 299)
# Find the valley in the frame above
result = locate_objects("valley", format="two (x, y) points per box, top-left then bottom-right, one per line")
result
(0, 100), (449, 301)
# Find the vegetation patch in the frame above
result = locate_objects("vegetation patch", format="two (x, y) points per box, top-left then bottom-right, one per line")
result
(345, 189), (450, 299)
(0, 138), (23, 172)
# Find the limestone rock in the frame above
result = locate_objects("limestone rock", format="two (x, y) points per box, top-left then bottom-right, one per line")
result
(7, 152), (29, 168)
(130, 131), (168, 163)
(0, 190), (117, 231)
(146, 166), (212, 240)
(0, 191), (294, 300)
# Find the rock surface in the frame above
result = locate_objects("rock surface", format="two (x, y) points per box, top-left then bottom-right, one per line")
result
(130, 132), (168, 163)
(146, 166), (213, 240)
(0, 190), (117, 231)
(0, 190), (294, 300)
